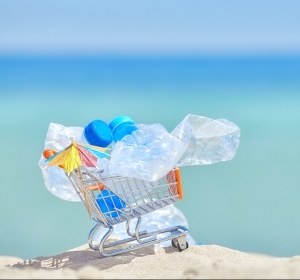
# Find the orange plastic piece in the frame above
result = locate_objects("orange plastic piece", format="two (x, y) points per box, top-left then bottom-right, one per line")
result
(87, 182), (105, 191)
(80, 183), (105, 193)
(174, 167), (183, 199)
(43, 149), (64, 168)
(43, 149), (57, 159)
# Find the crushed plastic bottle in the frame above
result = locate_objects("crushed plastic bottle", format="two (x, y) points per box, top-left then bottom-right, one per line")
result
(171, 114), (240, 166)
(108, 115), (240, 181)
(93, 204), (197, 247)
(109, 123), (186, 181)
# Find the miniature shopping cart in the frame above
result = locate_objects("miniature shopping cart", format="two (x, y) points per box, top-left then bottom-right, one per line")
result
(67, 166), (190, 257)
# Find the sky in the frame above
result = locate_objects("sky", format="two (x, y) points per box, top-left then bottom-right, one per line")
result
(0, 0), (300, 56)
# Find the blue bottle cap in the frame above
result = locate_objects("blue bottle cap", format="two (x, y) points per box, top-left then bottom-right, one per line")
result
(84, 120), (113, 147)
(109, 116), (135, 132)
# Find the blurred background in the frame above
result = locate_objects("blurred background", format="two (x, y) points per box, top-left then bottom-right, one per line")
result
(0, 0), (299, 259)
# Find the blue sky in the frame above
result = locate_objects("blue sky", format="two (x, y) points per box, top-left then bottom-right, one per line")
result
(0, 0), (300, 56)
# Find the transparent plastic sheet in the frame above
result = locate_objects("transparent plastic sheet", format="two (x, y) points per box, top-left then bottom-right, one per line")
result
(93, 204), (197, 247)
(109, 123), (186, 181)
(44, 122), (87, 151)
(171, 114), (241, 166)
(38, 122), (110, 202)
(38, 160), (79, 202)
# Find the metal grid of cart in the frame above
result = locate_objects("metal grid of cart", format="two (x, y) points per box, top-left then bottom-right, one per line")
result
(67, 166), (189, 257)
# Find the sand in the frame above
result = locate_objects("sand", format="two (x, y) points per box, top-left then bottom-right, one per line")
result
(1, 241), (300, 279)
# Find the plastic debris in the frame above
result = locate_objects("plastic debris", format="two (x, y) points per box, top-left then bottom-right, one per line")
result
(172, 114), (240, 166)
(108, 123), (186, 181)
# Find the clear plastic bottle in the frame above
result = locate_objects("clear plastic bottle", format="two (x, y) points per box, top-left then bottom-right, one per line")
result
(171, 114), (240, 166)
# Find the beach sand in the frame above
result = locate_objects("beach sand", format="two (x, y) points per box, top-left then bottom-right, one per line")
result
(1, 238), (300, 279)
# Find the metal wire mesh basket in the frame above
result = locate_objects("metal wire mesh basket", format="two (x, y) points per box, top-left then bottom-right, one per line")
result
(67, 166), (189, 257)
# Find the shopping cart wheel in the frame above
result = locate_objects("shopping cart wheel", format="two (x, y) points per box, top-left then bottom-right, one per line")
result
(177, 241), (189, 252)
(171, 239), (178, 248)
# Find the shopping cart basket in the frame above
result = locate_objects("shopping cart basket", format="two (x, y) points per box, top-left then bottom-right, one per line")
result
(67, 166), (190, 257)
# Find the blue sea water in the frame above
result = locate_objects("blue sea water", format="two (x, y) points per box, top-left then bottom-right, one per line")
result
(0, 55), (299, 259)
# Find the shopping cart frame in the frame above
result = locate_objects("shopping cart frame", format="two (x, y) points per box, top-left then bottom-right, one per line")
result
(67, 166), (190, 257)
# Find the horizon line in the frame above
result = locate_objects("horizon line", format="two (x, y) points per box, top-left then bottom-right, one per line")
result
(1, 51), (300, 59)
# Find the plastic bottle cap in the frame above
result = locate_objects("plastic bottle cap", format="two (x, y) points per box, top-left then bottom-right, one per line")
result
(109, 116), (137, 142)
(109, 116), (135, 133)
(84, 120), (113, 147)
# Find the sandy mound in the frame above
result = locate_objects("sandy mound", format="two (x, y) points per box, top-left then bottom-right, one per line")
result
(1, 243), (300, 279)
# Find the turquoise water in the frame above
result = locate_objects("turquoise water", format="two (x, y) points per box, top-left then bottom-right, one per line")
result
(0, 56), (299, 259)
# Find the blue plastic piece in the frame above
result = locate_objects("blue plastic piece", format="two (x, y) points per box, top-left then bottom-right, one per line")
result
(109, 115), (138, 142)
(84, 120), (113, 147)
(109, 116), (134, 130)
(96, 190), (126, 218)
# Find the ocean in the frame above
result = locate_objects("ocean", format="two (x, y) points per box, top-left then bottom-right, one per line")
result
(0, 55), (299, 259)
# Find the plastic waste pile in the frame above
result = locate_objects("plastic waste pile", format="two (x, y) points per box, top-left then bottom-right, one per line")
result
(39, 114), (240, 246)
